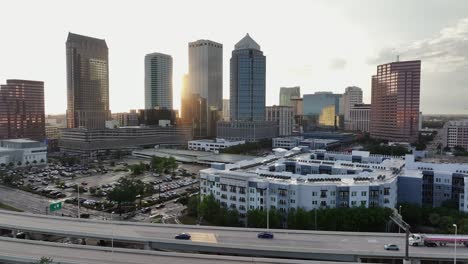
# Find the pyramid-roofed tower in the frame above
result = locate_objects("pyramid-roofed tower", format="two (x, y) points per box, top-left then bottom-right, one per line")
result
(234, 33), (261, 51)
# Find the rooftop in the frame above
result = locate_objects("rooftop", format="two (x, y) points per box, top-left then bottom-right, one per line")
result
(235, 34), (261, 51)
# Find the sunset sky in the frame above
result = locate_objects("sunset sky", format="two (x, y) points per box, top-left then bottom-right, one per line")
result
(1, 0), (468, 114)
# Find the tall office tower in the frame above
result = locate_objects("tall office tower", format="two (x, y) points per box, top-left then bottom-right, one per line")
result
(279, 86), (300, 107)
(222, 99), (230, 121)
(266, 106), (294, 136)
(230, 34), (266, 121)
(66, 32), (110, 129)
(0, 80), (45, 141)
(342, 86), (363, 130)
(187, 39), (223, 138)
(144, 53), (173, 110)
(370, 60), (421, 142)
(303, 92), (342, 129)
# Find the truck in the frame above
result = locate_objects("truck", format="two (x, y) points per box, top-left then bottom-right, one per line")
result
(409, 233), (468, 247)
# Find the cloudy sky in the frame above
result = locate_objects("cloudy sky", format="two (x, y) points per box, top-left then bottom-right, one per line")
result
(1, 0), (468, 114)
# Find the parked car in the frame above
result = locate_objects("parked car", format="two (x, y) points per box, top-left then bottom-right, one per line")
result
(175, 233), (191, 240)
(257, 232), (274, 239)
(384, 244), (399, 251)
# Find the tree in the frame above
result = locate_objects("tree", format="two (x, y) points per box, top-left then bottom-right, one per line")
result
(36, 257), (54, 264)
(107, 177), (145, 215)
(187, 195), (199, 217)
(428, 213), (440, 226)
(40, 158), (45, 163)
(33, 160), (37, 164)
(17, 161), (22, 166)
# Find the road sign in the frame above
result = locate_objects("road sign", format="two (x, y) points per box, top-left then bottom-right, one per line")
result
(49, 202), (62, 212)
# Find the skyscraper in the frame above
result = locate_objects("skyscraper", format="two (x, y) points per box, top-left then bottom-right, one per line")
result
(342, 86), (363, 130)
(230, 34), (266, 121)
(186, 39), (223, 138)
(279, 86), (300, 107)
(370, 60), (421, 142)
(66, 32), (110, 129)
(222, 99), (230, 121)
(0, 80), (45, 141)
(144, 52), (173, 110)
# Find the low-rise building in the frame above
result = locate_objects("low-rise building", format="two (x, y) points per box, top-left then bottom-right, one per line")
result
(0, 139), (47, 166)
(272, 137), (303, 149)
(188, 138), (245, 152)
(266, 106), (294, 136)
(347, 104), (370, 132)
(217, 121), (278, 142)
(443, 120), (468, 149)
(59, 126), (192, 157)
(200, 150), (402, 220)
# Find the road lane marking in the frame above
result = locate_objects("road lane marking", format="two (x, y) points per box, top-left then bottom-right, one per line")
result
(368, 239), (377, 243)
(190, 232), (217, 243)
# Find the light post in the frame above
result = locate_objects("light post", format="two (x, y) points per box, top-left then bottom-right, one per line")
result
(453, 224), (457, 264)
(111, 211), (115, 254)
(77, 185), (80, 219)
(266, 184), (269, 230)
(399, 205), (402, 233)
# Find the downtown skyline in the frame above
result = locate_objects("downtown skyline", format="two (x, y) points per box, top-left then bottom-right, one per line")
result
(1, 0), (468, 115)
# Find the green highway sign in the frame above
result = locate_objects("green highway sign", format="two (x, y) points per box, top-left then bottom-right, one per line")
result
(49, 202), (62, 212)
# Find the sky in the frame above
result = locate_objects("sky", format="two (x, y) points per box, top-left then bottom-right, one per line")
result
(1, 0), (468, 115)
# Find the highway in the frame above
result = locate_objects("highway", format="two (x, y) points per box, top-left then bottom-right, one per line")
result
(0, 210), (465, 262)
(0, 237), (330, 264)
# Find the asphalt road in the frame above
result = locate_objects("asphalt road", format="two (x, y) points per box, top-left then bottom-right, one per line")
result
(0, 237), (322, 264)
(0, 210), (465, 260)
(0, 185), (109, 219)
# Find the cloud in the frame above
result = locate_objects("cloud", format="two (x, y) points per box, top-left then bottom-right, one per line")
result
(367, 18), (468, 114)
(369, 18), (468, 73)
(329, 58), (347, 70)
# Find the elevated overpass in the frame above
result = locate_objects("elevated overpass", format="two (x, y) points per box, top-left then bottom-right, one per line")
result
(0, 210), (463, 262)
(0, 237), (336, 264)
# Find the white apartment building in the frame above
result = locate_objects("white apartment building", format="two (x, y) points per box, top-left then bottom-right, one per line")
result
(188, 138), (245, 152)
(0, 139), (47, 166)
(266, 106), (294, 136)
(200, 150), (401, 219)
(272, 137), (303, 149)
(342, 86), (363, 130)
(348, 104), (371, 132)
(443, 120), (468, 149)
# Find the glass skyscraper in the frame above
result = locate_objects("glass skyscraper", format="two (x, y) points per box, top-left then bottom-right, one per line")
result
(144, 52), (173, 110)
(279, 86), (300, 107)
(230, 34), (266, 121)
(66, 33), (110, 129)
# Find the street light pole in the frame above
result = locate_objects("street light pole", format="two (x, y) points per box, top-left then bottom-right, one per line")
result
(453, 224), (457, 264)
(77, 185), (80, 219)
(399, 205), (402, 233)
(111, 211), (115, 254)
(266, 184), (269, 230)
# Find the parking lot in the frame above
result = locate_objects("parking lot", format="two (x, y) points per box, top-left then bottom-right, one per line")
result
(0, 157), (206, 220)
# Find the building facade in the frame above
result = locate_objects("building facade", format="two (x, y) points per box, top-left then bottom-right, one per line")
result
(443, 120), (468, 149)
(137, 108), (177, 127)
(66, 33), (110, 129)
(266, 106), (294, 136)
(348, 104), (371, 132)
(144, 53), (173, 110)
(302, 92), (342, 130)
(188, 138), (245, 152)
(185, 40), (223, 138)
(112, 110), (139, 127)
(370, 60), (421, 142)
(342, 86), (363, 130)
(0, 139), (47, 167)
(222, 99), (230, 121)
(279, 86), (300, 107)
(230, 34), (266, 122)
(200, 150), (400, 220)
(59, 126), (192, 157)
(217, 121), (278, 142)
(0, 80), (45, 141)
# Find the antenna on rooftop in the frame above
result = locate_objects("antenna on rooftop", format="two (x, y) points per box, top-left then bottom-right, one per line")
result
(396, 55), (400, 62)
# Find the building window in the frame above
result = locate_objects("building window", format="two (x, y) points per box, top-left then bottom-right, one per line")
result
(351, 191), (357, 197)
(361, 191), (367, 196)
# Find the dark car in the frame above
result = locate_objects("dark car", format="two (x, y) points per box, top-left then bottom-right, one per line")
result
(175, 233), (191, 240)
(384, 244), (399, 251)
(257, 232), (274, 239)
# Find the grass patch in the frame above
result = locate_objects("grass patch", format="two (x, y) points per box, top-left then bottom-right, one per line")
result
(179, 215), (198, 225)
(0, 202), (22, 212)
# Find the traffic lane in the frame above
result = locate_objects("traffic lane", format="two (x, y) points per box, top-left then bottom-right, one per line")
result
(214, 230), (405, 252)
(0, 238), (306, 264)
